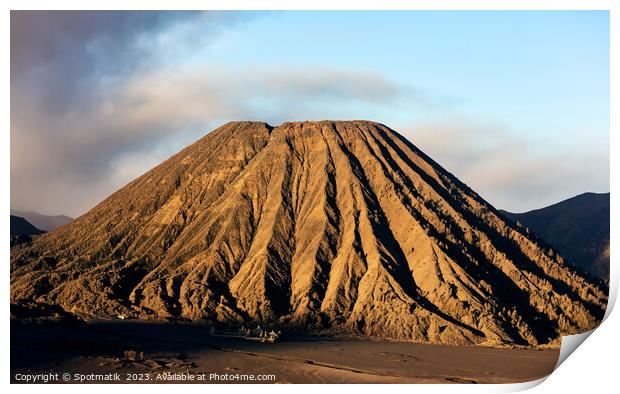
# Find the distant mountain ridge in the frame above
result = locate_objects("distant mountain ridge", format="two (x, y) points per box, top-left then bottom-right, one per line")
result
(10, 215), (45, 247)
(10, 210), (73, 232)
(501, 192), (609, 283)
(10, 215), (44, 236)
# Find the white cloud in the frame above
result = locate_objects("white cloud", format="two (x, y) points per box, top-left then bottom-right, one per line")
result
(400, 119), (609, 212)
(11, 62), (416, 216)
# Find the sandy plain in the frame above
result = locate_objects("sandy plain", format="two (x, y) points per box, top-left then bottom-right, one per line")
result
(11, 320), (559, 384)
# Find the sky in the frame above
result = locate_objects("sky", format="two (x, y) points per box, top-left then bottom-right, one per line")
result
(10, 10), (609, 217)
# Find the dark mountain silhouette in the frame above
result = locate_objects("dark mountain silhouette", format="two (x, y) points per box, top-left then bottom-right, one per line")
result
(10, 210), (73, 232)
(10, 121), (606, 347)
(501, 192), (609, 284)
(10, 215), (44, 236)
(10, 215), (45, 247)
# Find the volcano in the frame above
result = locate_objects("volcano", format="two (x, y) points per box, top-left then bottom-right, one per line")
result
(10, 121), (606, 346)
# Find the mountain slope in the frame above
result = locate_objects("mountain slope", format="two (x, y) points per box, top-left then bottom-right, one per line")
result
(501, 193), (609, 283)
(10, 121), (606, 347)
(10, 210), (73, 232)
